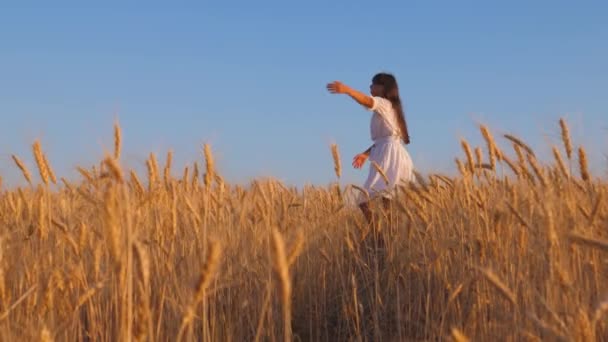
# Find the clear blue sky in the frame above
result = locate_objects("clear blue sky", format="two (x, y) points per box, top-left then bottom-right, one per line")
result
(1, 2), (607, 188)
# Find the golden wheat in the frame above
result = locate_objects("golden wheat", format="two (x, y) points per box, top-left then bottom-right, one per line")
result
(578, 146), (590, 181)
(455, 158), (468, 177)
(177, 240), (222, 341)
(42, 154), (57, 185)
(114, 121), (122, 160)
(203, 144), (214, 188)
(76, 166), (95, 184)
(0, 118), (604, 341)
(149, 153), (159, 182)
(271, 228), (293, 342)
(32, 141), (49, 186)
(552, 146), (569, 179)
(330, 143), (341, 179)
(164, 150), (173, 186)
(104, 156), (124, 183)
(192, 161), (200, 189)
(130, 170), (145, 194)
(504, 134), (535, 157)
(480, 124), (498, 168)
(479, 267), (517, 307)
(474, 147), (483, 169)
(527, 153), (548, 187)
(559, 118), (573, 160)
(501, 154), (520, 177)
(12, 154), (32, 184)
(460, 139), (475, 174)
(569, 232), (608, 252)
(451, 328), (470, 342)
(370, 161), (389, 186)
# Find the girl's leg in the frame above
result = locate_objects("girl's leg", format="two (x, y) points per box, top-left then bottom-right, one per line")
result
(360, 197), (391, 224)
(359, 201), (373, 223)
(381, 197), (391, 212)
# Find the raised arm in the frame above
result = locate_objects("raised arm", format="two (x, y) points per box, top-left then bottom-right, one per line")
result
(326, 81), (374, 109)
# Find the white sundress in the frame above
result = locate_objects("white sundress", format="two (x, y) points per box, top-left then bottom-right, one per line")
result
(358, 96), (415, 204)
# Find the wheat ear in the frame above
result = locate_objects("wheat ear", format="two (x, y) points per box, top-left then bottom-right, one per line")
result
(271, 229), (293, 342)
(203, 144), (215, 188)
(11, 155), (32, 185)
(559, 118), (573, 160)
(32, 140), (49, 186)
(114, 121), (122, 160)
(330, 143), (341, 179)
(578, 146), (590, 181)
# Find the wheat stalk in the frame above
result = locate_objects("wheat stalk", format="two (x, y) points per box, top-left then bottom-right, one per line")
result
(145, 159), (154, 191)
(40, 325), (53, 342)
(0, 237), (6, 307)
(592, 297), (608, 328)
(330, 143), (341, 179)
(149, 153), (159, 182)
(32, 140), (49, 186)
(11, 155), (32, 185)
(76, 166), (95, 184)
(480, 124), (498, 169)
(501, 155), (520, 177)
(478, 267), (517, 307)
(177, 240), (222, 341)
(349, 184), (370, 203)
(569, 232), (608, 252)
(475, 147), (483, 169)
(203, 144), (215, 188)
(552, 146), (569, 179)
(103, 156), (124, 183)
(513, 143), (525, 168)
(271, 228), (293, 342)
(61, 177), (74, 192)
(559, 118), (573, 160)
(578, 146), (590, 181)
(192, 161), (200, 189)
(42, 154), (57, 185)
(451, 328), (470, 342)
(370, 161), (389, 186)
(504, 134), (535, 157)
(182, 166), (189, 192)
(455, 158), (468, 178)
(286, 230), (305, 267)
(588, 193), (603, 226)
(527, 154), (547, 187)
(114, 121), (122, 160)
(130, 170), (145, 195)
(510, 143), (535, 182)
(133, 240), (150, 288)
(434, 174), (454, 188)
(146, 154), (159, 191)
(102, 189), (121, 269)
(460, 139), (475, 174)
(164, 150), (173, 186)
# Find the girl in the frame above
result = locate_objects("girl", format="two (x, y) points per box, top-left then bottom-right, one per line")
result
(327, 72), (415, 222)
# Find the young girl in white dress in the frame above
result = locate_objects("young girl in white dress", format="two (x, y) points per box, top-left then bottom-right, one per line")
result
(327, 72), (415, 222)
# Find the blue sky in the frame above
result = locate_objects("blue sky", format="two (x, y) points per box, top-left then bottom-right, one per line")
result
(1, 2), (607, 188)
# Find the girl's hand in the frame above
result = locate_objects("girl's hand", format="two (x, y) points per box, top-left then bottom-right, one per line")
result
(352, 153), (368, 169)
(326, 81), (348, 94)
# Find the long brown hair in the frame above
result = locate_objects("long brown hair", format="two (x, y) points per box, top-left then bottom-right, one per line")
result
(372, 73), (410, 144)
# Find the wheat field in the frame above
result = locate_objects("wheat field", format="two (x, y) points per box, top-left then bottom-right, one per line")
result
(0, 119), (606, 341)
